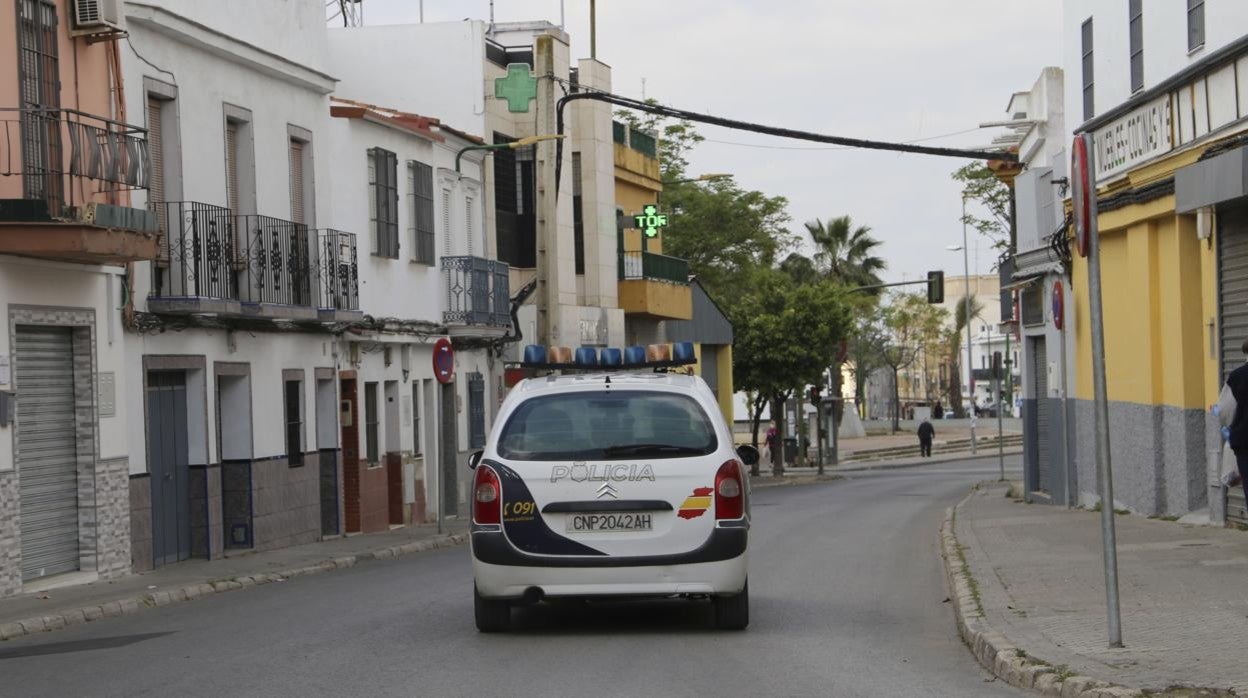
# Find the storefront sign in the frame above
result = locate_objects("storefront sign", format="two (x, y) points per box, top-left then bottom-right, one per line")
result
(1093, 94), (1172, 182)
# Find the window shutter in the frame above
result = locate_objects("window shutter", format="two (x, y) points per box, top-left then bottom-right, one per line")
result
(442, 188), (452, 257)
(385, 149), (398, 257)
(147, 96), (167, 256)
(465, 197), (474, 257)
(225, 121), (240, 212)
(411, 160), (435, 264)
(289, 139), (305, 224)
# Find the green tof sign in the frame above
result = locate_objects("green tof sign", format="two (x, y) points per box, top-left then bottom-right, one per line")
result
(495, 63), (538, 113)
(633, 204), (668, 238)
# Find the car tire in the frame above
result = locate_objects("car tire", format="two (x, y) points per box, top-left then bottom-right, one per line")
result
(474, 584), (511, 633)
(712, 581), (749, 630)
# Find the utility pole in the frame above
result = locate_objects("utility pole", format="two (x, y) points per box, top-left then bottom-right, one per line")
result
(1074, 131), (1123, 649)
(962, 196), (977, 453)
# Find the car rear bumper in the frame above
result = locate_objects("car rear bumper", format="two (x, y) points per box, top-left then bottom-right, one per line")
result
(470, 521), (748, 567)
(472, 554), (748, 599)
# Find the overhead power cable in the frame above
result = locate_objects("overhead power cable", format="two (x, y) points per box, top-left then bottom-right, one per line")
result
(554, 88), (1016, 195)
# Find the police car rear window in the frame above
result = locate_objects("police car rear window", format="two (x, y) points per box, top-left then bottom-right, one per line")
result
(497, 390), (718, 461)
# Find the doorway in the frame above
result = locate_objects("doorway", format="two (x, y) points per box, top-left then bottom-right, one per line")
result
(147, 370), (191, 566)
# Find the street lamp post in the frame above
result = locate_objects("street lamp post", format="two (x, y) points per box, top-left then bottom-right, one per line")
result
(948, 201), (977, 454)
(454, 133), (566, 174)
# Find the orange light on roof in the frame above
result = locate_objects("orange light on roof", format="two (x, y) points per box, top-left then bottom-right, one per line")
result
(646, 344), (671, 362)
(547, 346), (572, 364)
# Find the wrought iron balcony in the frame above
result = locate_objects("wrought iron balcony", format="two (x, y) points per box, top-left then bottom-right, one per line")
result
(442, 255), (510, 331)
(618, 250), (690, 284)
(316, 229), (361, 318)
(0, 107), (158, 263)
(149, 202), (361, 321)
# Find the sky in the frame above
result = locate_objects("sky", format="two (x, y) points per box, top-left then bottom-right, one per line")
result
(357, 0), (1063, 284)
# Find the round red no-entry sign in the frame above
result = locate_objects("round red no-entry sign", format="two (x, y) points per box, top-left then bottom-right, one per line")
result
(1071, 133), (1094, 258)
(1052, 280), (1065, 331)
(433, 338), (454, 384)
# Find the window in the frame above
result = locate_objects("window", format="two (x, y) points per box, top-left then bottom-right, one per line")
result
(1128, 0), (1143, 93)
(285, 378), (304, 467)
(364, 382), (379, 463)
(572, 152), (585, 274)
(441, 187), (452, 257)
(1081, 18), (1095, 121)
(497, 391), (718, 461)
(409, 160), (435, 264)
(411, 384), (421, 456)
(370, 148), (399, 258)
(223, 105), (256, 215)
(468, 372), (486, 449)
(491, 132), (536, 267)
(289, 138), (306, 224)
(1187, 0), (1205, 51)
(465, 196), (475, 257)
(16, 0), (61, 207)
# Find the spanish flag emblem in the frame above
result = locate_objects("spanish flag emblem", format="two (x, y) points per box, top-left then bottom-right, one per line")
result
(677, 487), (713, 519)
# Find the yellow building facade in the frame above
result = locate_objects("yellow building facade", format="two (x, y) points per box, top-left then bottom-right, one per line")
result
(1069, 47), (1248, 517)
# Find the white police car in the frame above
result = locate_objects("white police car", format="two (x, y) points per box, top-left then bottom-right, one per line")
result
(468, 344), (757, 632)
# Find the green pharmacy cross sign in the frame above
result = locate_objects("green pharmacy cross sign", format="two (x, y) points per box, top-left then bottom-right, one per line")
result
(495, 63), (538, 113)
(633, 204), (668, 238)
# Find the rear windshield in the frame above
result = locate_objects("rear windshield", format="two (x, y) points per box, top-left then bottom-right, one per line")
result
(497, 390), (718, 461)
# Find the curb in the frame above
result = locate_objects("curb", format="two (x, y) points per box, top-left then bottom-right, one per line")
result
(939, 491), (1131, 696)
(834, 448), (1023, 473)
(749, 474), (841, 489)
(940, 489), (1240, 698)
(0, 532), (469, 643)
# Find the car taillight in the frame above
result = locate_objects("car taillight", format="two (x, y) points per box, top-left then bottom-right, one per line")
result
(473, 465), (501, 525)
(715, 460), (744, 520)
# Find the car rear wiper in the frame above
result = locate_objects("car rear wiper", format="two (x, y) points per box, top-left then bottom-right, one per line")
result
(601, 443), (705, 457)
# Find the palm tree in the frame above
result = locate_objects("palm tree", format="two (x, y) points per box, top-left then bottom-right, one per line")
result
(805, 216), (887, 289)
(804, 216), (887, 428)
(946, 294), (984, 418)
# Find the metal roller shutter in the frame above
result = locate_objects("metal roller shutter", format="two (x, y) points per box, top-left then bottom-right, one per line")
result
(289, 139), (304, 224)
(1219, 207), (1248, 525)
(147, 96), (166, 255)
(15, 325), (79, 580)
(1033, 338), (1052, 493)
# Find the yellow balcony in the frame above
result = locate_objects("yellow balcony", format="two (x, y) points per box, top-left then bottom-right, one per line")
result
(617, 251), (692, 320)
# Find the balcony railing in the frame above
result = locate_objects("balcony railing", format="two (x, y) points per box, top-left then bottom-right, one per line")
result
(0, 107), (149, 216)
(442, 255), (510, 328)
(151, 202), (360, 314)
(316, 229), (360, 311)
(618, 250), (690, 284)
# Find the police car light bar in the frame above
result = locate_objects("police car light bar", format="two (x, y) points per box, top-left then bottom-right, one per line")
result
(515, 342), (697, 371)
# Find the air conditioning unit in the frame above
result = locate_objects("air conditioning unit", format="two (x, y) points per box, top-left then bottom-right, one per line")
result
(70, 0), (123, 36)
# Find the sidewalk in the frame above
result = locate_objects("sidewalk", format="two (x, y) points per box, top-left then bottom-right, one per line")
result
(0, 521), (468, 642)
(944, 482), (1246, 696)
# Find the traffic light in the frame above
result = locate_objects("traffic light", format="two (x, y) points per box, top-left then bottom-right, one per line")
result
(992, 351), (1002, 379)
(927, 271), (944, 304)
(809, 385), (822, 402)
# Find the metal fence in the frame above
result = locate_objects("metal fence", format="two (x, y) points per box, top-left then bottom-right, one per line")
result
(629, 127), (657, 158)
(152, 201), (238, 300)
(442, 255), (511, 327)
(153, 204), (359, 311)
(0, 107), (149, 215)
(316, 229), (360, 311)
(618, 250), (689, 284)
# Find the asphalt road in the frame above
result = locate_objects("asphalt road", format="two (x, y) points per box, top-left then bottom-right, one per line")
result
(0, 457), (1023, 698)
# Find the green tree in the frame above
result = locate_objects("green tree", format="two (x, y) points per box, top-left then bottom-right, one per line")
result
(731, 269), (853, 475)
(952, 162), (1012, 251)
(880, 293), (947, 432)
(946, 294), (985, 418)
(846, 300), (888, 419)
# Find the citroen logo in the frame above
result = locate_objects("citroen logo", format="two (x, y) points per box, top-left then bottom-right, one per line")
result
(596, 483), (619, 500)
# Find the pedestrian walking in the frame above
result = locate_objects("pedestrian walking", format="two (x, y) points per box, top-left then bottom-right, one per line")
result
(917, 418), (935, 458)
(1219, 338), (1248, 498)
(764, 422), (779, 466)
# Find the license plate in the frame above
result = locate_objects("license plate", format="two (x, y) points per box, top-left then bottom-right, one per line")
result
(566, 512), (653, 532)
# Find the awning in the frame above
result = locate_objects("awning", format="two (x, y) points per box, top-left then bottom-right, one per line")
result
(1000, 275), (1042, 293)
